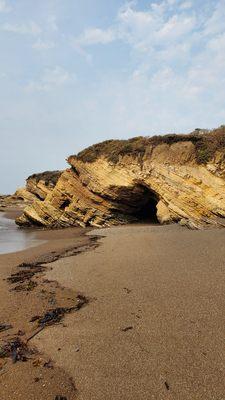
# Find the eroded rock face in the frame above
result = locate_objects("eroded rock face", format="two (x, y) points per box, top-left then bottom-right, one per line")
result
(0, 171), (61, 212)
(16, 128), (225, 229)
(20, 171), (62, 202)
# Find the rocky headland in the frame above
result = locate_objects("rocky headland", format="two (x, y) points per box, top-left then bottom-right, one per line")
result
(1, 127), (225, 399)
(15, 126), (225, 229)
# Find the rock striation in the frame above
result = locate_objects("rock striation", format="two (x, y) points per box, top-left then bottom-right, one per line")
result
(0, 171), (61, 212)
(17, 171), (62, 202)
(16, 126), (225, 229)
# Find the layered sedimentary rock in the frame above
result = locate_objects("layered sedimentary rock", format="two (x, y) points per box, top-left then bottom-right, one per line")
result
(0, 171), (61, 211)
(17, 171), (62, 202)
(16, 127), (225, 229)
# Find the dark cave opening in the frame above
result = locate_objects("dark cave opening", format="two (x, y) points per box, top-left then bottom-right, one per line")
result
(134, 196), (159, 224)
(114, 184), (159, 224)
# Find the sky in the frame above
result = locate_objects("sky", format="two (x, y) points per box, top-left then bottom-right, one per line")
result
(0, 0), (225, 193)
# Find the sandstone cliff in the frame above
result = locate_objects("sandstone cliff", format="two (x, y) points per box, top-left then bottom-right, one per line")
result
(16, 126), (225, 229)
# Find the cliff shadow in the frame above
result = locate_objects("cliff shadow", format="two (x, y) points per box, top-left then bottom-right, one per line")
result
(110, 183), (160, 224)
(134, 196), (159, 223)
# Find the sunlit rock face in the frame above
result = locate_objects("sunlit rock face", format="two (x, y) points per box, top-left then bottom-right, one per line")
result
(18, 171), (62, 202)
(0, 171), (61, 212)
(16, 127), (225, 229)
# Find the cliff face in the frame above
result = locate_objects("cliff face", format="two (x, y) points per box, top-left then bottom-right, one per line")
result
(16, 127), (225, 229)
(0, 171), (61, 212)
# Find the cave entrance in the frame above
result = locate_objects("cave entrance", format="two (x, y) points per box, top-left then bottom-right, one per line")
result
(134, 195), (159, 224)
(115, 184), (159, 224)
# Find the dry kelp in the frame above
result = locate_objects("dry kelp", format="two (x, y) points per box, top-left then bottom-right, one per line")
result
(0, 337), (35, 363)
(0, 324), (12, 333)
(7, 263), (46, 291)
(7, 237), (100, 292)
(30, 295), (88, 327)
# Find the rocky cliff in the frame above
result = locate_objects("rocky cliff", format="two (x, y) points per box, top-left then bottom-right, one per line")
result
(16, 126), (225, 229)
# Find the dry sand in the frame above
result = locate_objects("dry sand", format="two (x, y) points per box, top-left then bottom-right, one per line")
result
(0, 221), (225, 399)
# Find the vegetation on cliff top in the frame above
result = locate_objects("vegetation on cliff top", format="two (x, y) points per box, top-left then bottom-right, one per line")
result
(27, 171), (62, 186)
(76, 126), (225, 165)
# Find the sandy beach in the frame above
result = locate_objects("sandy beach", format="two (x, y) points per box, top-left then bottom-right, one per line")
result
(0, 212), (95, 400)
(2, 0), (225, 397)
(0, 219), (225, 399)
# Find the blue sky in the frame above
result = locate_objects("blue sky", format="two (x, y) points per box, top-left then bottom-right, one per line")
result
(0, 0), (225, 193)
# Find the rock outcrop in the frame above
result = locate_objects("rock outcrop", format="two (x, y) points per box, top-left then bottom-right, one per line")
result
(17, 171), (62, 202)
(0, 194), (25, 211)
(16, 126), (225, 229)
(0, 171), (61, 212)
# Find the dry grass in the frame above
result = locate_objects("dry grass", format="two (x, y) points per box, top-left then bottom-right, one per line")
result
(27, 171), (62, 186)
(75, 126), (225, 165)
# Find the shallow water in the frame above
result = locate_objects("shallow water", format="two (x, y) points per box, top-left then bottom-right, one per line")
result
(0, 213), (42, 255)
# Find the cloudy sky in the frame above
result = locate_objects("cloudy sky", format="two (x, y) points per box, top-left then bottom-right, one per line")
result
(0, 0), (225, 193)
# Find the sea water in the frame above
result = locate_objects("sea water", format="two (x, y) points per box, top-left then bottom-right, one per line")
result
(0, 213), (41, 255)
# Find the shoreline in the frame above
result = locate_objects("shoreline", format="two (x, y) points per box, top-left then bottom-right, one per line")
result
(0, 210), (46, 255)
(0, 220), (225, 399)
(0, 220), (99, 400)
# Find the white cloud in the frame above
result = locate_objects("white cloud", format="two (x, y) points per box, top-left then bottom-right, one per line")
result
(25, 66), (76, 92)
(2, 21), (42, 36)
(118, 2), (198, 52)
(74, 27), (116, 47)
(203, 0), (225, 36)
(72, 0), (225, 78)
(70, 0), (225, 134)
(156, 14), (195, 41)
(0, 0), (11, 13)
(73, 1), (197, 54)
(32, 38), (55, 50)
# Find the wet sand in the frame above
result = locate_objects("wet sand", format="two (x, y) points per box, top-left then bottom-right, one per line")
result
(0, 222), (225, 399)
(0, 221), (95, 400)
